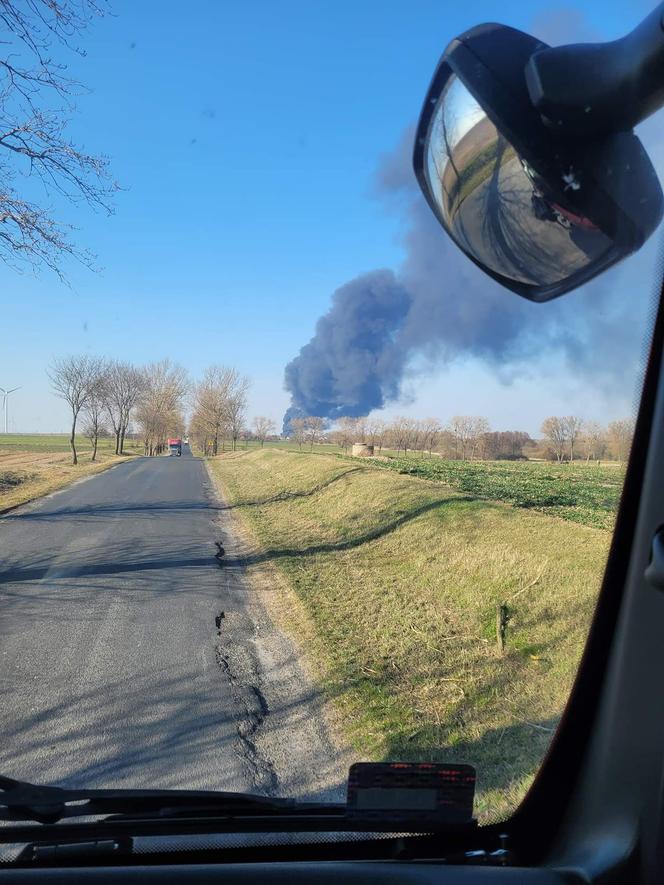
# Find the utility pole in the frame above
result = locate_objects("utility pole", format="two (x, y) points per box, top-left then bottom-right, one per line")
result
(0, 387), (20, 434)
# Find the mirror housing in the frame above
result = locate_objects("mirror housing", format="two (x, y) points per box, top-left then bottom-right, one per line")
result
(413, 24), (663, 302)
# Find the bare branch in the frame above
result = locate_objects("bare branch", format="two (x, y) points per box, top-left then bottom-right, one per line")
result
(0, 0), (116, 277)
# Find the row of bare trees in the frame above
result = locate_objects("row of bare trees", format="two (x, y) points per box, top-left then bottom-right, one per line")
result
(286, 413), (636, 463)
(289, 416), (327, 451)
(49, 356), (147, 464)
(188, 367), (250, 455)
(50, 356), (253, 464)
(540, 416), (635, 463)
(327, 415), (494, 459)
(48, 356), (214, 464)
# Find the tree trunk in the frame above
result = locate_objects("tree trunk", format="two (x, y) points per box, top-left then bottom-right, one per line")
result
(91, 432), (98, 462)
(115, 428), (121, 455)
(120, 424), (126, 454)
(70, 414), (78, 465)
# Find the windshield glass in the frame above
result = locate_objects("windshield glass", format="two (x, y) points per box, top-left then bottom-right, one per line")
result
(0, 0), (661, 830)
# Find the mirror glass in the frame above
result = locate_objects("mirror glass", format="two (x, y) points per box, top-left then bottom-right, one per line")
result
(425, 75), (613, 288)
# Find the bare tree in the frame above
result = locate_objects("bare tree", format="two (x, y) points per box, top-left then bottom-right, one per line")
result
(188, 408), (211, 456)
(190, 366), (248, 454)
(252, 416), (276, 447)
(583, 422), (606, 462)
(103, 361), (144, 454)
(448, 416), (490, 460)
(608, 418), (635, 464)
(81, 364), (108, 461)
(541, 416), (568, 462)
(409, 419), (424, 456)
(365, 418), (386, 453)
(0, 0), (118, 277)
(290, 417), (307, 450)
(418, 418), (441, 456)
(48, 354), (102, 464)
(191, 366), (231, 455)
(351, 416), (367, 444)
(563, 416), (584, 462)
(387, 417), (413, 455)
(136, 360), (188, 456)
(303, 416), (326, 451)
(331, 416), (356, 452)
(226, 376), (249, 452)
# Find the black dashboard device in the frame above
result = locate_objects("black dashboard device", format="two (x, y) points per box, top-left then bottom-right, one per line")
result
(346, 762), (476, 825)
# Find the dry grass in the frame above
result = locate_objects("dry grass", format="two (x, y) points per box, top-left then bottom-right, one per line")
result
(0, 448), (137, 512)
(207, 448), (612, 822)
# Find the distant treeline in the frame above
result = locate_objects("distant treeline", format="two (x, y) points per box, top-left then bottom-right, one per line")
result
(282, 414), (635, 463)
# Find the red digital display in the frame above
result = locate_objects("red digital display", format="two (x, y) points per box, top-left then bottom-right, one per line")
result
(346, 761), (476, 823)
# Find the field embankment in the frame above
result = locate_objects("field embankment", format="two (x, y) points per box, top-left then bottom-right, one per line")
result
(0, 436), (141, 512)
(207, 448), (613, 821)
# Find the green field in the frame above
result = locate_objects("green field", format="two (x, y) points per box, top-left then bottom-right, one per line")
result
(0, 433), (142, 454)
(368, 457), (625, 530)
(208, 449), (614, 821)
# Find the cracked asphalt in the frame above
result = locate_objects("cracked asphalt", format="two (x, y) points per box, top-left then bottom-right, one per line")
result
(0, 446), (346, 798)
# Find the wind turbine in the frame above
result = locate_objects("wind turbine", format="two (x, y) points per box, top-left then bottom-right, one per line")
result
(0, 387), (20, 434)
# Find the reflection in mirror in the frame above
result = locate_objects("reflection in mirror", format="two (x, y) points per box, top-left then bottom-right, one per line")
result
(425, 75), (613, 287)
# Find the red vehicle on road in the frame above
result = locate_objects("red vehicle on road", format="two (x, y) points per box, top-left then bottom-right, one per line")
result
(167, 438), (182, 457)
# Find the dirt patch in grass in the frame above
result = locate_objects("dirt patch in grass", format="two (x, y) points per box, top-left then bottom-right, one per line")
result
(207, 448), (611, 822)
(0, 449), (136, 513)
(0, 470), (34, 493)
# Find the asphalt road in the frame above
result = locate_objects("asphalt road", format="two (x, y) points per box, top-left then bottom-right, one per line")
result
(0, 447), (345, 798)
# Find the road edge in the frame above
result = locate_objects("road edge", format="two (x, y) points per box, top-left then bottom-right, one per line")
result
(203, 456), (353, 802)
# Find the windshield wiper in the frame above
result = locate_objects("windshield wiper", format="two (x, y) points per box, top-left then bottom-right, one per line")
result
(0, 774), (336, 825)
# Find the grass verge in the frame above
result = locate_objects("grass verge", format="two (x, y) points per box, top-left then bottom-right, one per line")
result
(207, 448), (611, 821)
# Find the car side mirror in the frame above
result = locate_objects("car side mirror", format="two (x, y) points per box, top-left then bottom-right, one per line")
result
(412, 20), (664, 301)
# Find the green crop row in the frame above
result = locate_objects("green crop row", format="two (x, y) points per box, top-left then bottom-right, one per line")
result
(365, 457), (625, 530)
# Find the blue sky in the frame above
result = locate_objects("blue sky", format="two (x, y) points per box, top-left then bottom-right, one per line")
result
(2, 0), (661, 434)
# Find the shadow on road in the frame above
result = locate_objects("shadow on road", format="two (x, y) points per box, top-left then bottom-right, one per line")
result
(2, 500), (224, 522)
(0, 660), (347, 802)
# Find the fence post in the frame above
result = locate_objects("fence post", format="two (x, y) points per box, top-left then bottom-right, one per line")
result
(496, 603), (510, 653)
